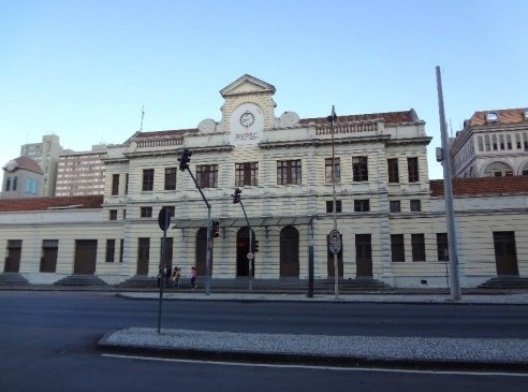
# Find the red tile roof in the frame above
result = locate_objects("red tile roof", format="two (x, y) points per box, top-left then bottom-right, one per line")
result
(10, 156), (44, 174)
(469, 108), (528, 127)
(0, 195), (104, 212)
(300, 110), (417, 126)
(430, 176), (528, 197)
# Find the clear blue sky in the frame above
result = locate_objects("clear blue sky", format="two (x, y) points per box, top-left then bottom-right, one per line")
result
(1, 0), (527, 180)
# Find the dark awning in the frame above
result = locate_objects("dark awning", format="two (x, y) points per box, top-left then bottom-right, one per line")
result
(172, 216), (313, 229)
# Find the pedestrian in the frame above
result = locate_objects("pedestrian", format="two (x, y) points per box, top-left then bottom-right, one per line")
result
(171, 266), (181, 289)
(190, 266), (197, 290)
(162, 264), (171, 288)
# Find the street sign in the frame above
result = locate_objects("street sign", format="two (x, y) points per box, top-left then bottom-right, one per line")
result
(247, 252), (254, 260)
(328, 243), (341, 254)
(328, 229), (341, 245)
(158, 207), (172, 231)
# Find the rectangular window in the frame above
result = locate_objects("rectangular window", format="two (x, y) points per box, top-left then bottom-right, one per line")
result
(391, 234), (405, 262)
(408, 157), (419, 182)
(390, 200), (401, 213)
(109, 210), (117, 220)
(436, 233), (449, 261)
(387, 158), (399, 183)
(352, 156), (368, 182)
(125, 174), (129, 194)
(326, 200), (342, 213)
(111, 174), (119, 195)
(325, 158), (341, 183)
(164, 168), (177, 190)
(410, 199), (422, 212)
(197, 164), (218, 188)
(354, 199), (370, 212)
(411, 234), (426, 261)
(106, 239), (116, 262)
(142, 169), (154, 191)
(140, 207), (152, 218)
(235, 162), (259, 187)
(5, 177), (10, 191)
(277, 160), (302, 185)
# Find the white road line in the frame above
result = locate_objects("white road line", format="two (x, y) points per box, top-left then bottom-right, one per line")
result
(101, 353), (528, 377)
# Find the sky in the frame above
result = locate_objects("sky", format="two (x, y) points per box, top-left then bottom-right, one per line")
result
(1, 0), (527, 180)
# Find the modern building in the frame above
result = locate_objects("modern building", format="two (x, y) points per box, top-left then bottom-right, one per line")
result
(1, 156), (44, 199)
(19, 134), (62, 196)
(55, 145), (108, 196)
(450, 108), (528, 178)
(0, 75), (526, 288)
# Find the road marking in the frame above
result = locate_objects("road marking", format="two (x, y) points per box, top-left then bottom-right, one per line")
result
(101, 353), (528, 377)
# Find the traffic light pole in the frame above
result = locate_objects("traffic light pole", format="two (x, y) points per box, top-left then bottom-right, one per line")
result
(238, 199), (254, 291)
(184, 167), (213, 296)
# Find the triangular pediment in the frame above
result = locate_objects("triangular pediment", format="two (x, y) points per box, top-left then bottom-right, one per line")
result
(220, 74), (276, 98)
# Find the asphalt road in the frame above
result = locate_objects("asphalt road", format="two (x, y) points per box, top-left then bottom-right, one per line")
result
(1, 291), (527, 392)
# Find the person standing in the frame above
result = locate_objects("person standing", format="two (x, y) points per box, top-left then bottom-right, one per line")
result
(190, 266), (197, 290)
(171, 266), (181, 289)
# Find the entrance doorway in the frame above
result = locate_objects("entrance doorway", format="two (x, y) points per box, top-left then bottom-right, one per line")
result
(73, 240), (97, 275)
(136, 238), (150, 275)
(4, 240), (22, 273)
(236, 227), (254, 277)
(355, 234), (372, 277)
(280, 226), (299, 277)
(493, 231), (519, 276)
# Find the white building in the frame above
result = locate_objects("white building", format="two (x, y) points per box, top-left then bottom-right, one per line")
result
(450, 108), (528, 178)
(0, 75), (527, 289)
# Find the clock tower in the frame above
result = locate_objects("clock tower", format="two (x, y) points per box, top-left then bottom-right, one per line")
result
(219, 74), (277, 146)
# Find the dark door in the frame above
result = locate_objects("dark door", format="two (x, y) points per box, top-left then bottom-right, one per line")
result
(160, 237), (173, 270)
(137, 238), (150, 275)
(280, 226), (299, 277)
(236, 227), (254, 277)
(5, 240), (22, 273)
(356, 234), (372, 277)
(73, 240), (97, 275)
(493, 231), (519, 276)
(40, 240), (58, 273)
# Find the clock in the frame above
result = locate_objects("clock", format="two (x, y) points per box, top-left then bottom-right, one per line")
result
(240, 111), (255, 128)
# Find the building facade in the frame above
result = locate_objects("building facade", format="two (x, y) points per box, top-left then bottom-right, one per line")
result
(0, 75), (527, 288)
(1, 156), (44, 199)
(55, 145), (108, 196)
(19, 134), (62, 196)
(450, 108), (528, 178)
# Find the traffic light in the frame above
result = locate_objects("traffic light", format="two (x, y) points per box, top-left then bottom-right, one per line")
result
(178, 148), (192, 171)
(232, 188), (242, 204)
(252, 240), (259, 252)
(211, 220), (220, 238)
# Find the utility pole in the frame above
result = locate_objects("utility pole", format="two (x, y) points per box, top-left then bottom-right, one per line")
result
(436, 66), (461, 302)
(328, 106), (340, 300)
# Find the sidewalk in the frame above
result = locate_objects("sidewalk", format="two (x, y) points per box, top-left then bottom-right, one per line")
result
(97, 290), (528, 371)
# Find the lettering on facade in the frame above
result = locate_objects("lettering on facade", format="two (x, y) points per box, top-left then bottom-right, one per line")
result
(235, 132), (259, 141)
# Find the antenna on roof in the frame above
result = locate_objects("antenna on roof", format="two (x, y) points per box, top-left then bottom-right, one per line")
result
(139, 105), (145, 132)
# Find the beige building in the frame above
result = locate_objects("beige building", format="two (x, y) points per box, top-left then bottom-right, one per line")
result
(0, 75), (527, 289)
(1, 156), (44, 199)
(55, 145), (108, 196)
(450, 108), (528, 178)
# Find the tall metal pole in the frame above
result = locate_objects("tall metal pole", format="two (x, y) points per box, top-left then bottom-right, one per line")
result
(239, 199), (253, 291)
(330, 105), (339, 299)
(157, 211), (169, 334)
(185, 167), (212, 296)
(436, 66), (461, 301)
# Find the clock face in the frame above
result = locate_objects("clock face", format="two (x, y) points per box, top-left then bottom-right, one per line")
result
(240, 111), (255, 128)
